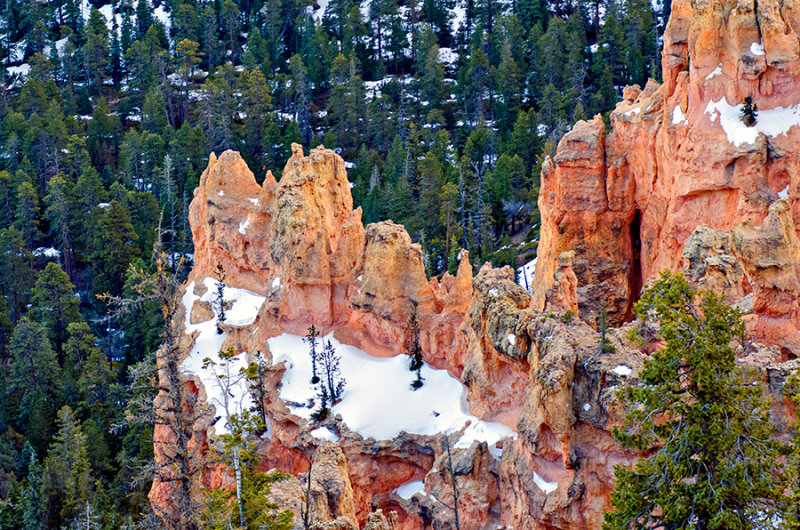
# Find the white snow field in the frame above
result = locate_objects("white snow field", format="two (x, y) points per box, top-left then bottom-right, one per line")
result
(705, 97), (800, 147)
(180, 277), (515, 453)
(268, 332), (515, 454)
(517, 257), (537, 293)
(180, 278), (266, 434)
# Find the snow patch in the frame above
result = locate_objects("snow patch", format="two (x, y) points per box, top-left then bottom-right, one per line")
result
(248, 198), (259, 206)
(517, 257), (537, 293)
(239, 218), (250, 235)
(218, 190), (225, 196)
(624, 106), (641, 117)
(395, 480), (425, 500)
(672, 105), (688, 126)
(583, 403), (591, 411)
(750, 41), (765, 56)
(438, 47), (458, 65)
(33, 247), (61, 258)
(272, 277), (281, 289)
(309, 427), (339, 442)
(779, 185), (790, 200)
(7, 64), (30, 77)
(533, 471), (558, 494)
(507, 334), (516, 347)
(705, 64), (722, 80)
(705, 98), (800, 147)
(180, 279), (266, 434)
(268, 333), (515, 446)
(613, 365), (632, 376)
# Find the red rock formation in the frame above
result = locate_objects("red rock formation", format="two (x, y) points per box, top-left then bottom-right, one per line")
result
(153, 0), (800, 523)
(732, 200), (800, 359)
(534, 0), (800, 341)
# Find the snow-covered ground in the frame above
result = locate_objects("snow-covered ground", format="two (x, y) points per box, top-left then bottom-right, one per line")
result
(180, 276), (514, 454)
(517, 257), (536, 293)
(268, 332), (514, 456)
(180, 278), (266, 434)
(705, 97), (800, 147)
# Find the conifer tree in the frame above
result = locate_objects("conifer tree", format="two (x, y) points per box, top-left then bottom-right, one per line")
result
(30, 262), (82, 360)
(84, 9), (110, 95)
(305, 325), (321, 384)
(43, 405), (92, 526)
(406, 303), (425, 389)
(214, 264), (227, 332)
(604, 272), (787, 529)
(742, 96), (759, 127)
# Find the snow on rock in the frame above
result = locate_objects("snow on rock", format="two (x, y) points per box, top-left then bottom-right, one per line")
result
(750, 41), (765, 56)
(779, 185), (790, 199)
(705, 64), (723, 80)
(583, 403), (591, 411)
(271, 277), (281, 289)
(238, 218), (250, 235)
(612, 365), (632, 376)
(180, 278), (266, 434)
(533, 471), (558, 494)
(705, 98), (800, 147)
(672, 105), (688, 126)
(517, 257), (537, 292)
(309, 426), (339, 442)
(33, 247), (61, 258)
(451, 0), (467, 34)
(507, 334), (516, 347)
(438, 47), (458, 65)
(218, 189), (225, 196)
(454, 420), (514, 459)
(154, 4), (172, 33)
(248, 198), (259, 206)
(394, 480), (425, 500)
(7, 64), (30, 77)
(624, 106), (641, 117)
(268, 333), (515, 448)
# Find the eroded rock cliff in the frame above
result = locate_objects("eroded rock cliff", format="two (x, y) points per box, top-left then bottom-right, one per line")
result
(535, 0), (800, 345)
(150, 0), (800, 526)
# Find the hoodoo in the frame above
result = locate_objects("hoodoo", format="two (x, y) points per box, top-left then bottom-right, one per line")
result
(150, 0), (800, 527)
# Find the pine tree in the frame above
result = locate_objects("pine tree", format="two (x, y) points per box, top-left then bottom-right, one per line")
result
(14, 181), (42, 249)
(91, 200), (140, 297)
(305, 325), (321, 384)
(742, 96), (758, 127)
(30, 262), (82, 361)
(214, 264), (227, 332)
(44, 173), (77, 278)
(604, 272), (787, 529)
(8, 318), (62, 441)
(43, 405), (92, 526)
(136, 0), (153, 39)
(312, 340), (345, 420)
(0, 228), (35, 322)
(83, 9), (109, 95)
(405, 302), (424, 389)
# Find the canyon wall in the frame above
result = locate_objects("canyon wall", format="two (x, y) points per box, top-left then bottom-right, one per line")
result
(150, 0), (800, 526)
(535, 0), (800, 346)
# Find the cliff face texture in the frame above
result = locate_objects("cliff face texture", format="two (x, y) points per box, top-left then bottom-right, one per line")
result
(536, 0), (800, 343)
(150, 0), (800, 526)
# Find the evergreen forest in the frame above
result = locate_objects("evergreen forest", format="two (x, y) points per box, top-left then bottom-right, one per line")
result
(0, 0), (665, 526)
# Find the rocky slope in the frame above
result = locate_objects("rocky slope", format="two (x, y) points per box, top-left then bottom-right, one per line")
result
(150, 0), (800, 526)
